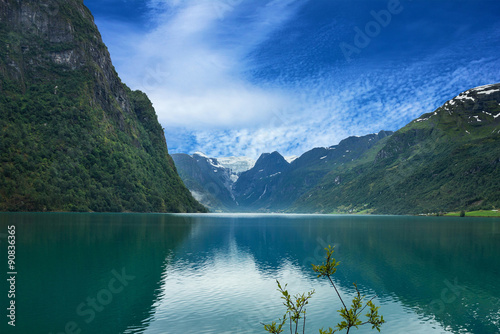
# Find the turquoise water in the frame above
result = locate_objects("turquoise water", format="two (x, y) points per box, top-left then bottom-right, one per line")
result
(0, 213), (499, 334)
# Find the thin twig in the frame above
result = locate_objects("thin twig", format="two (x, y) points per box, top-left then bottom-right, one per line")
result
(327, 275), (347, 310)
(357, 295), (376, 316)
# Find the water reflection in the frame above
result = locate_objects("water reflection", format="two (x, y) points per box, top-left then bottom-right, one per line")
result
(0, 213), (195, 334)
(144, 214), (500, 334)
(0, 213), (499, 334)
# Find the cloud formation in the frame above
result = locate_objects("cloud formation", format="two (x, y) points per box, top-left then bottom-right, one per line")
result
(90, 0), (500, 159)
(114, 0), (305, 130)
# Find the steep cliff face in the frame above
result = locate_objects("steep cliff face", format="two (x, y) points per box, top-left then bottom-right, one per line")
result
(0, 0), (206, 212)
(1, 0), (129, 122)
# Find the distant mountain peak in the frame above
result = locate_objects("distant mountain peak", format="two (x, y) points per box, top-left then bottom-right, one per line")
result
(253, 151), (289, 171)
(413, 83), (500, 126)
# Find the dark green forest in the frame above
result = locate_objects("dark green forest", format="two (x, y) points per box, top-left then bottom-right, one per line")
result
(0, 0), (206, 212)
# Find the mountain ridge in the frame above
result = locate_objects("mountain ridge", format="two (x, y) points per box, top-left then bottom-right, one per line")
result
(0, 0), (206, 212)
(172, 131), (394, 212)
(172, 83), (499, 214)
(291, 82), (500, 214)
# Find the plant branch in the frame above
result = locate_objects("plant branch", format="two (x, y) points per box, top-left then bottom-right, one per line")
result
(327, 275), (347, 310)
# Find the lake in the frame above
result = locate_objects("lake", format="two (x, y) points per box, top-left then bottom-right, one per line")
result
(0, 213), (499, 334)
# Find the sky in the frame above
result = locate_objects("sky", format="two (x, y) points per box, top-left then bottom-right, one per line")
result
(83, 0), (500, 159)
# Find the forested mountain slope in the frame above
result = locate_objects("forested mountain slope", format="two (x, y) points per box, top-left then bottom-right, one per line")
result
(0, 0), (206, 212)
(290, 83), (500, 214)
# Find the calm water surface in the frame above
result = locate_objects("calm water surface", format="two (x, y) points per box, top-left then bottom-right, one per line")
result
(0, 213), (499, 334)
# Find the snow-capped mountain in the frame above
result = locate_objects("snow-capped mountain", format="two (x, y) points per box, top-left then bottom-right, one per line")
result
(172, 83), (500, 214)
(412, 83), (500, 128)
(172, 131), (393, 212)
(293, 82), (500, 214)
(171, 153), (237, 212)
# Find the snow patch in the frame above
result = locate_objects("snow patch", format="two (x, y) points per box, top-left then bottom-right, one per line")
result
(473, 115), (481, 122)
(415, 111), (438, 122)
(320, 156), (327, 160)
(477, 88), (500, 95)
(208, 158), (224, 169)
(258, 185), (267, 200)
(284, 156), (298, 163)
(193, 152), (210, 159)
(472, 83), (496, 92)
(217, 156), (256, 173)
(494, 112), (500, 119)
(455, 93), (475, 102)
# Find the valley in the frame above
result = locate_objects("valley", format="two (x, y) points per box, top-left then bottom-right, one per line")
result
(173, 84), (500, 215)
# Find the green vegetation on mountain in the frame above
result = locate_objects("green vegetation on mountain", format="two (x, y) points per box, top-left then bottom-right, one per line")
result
(0, 0), (206, 212)
(254, 131), (393, 211)
(172, 84), (499, 215)
(171, 153), (235, 212)
(290, 84), (500, 215)
(172, 132), (394, 212)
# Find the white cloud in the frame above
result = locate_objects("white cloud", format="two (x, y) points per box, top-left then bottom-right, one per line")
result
(111, 0), (306, 129)
(166, 54), (500, 159)
(95, 1), (500, 159)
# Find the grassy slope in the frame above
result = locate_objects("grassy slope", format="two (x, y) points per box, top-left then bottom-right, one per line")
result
(445, 210), (500, 217)
(290, 85), (500, 215)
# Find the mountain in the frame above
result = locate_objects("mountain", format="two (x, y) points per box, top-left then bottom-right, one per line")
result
(290, 83), (500, 214)
(172, 132), (392, 212)
(0, 0), (206, 212)
(232, 151), (290, 210)
(230, 131), (394, 211)
(171, 153), (237, 212)
(173, 83), (499, 215)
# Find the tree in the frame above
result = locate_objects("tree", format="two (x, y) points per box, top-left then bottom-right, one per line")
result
(263, 245), (385, 334)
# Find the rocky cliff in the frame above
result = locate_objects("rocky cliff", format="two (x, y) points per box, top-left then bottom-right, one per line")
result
(0, 0), (206, 212)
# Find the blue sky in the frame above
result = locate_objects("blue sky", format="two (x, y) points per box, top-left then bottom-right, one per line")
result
(84, 0), (500, 159)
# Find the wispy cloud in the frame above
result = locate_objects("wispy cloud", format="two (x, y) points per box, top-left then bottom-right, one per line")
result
(92, 0), (500, 159)
(115, 0), (306, 129)
(166, 51), (500, 159)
